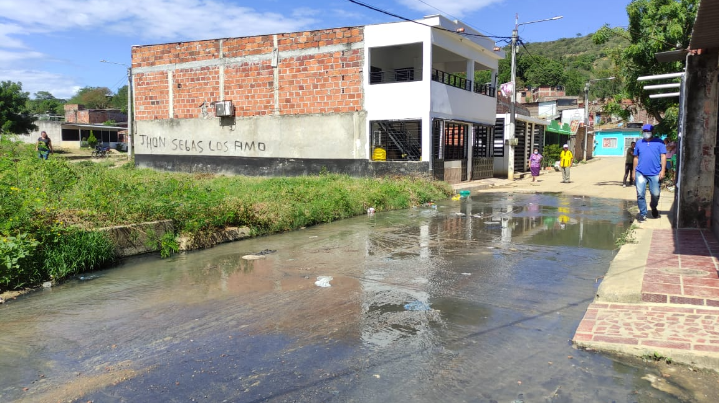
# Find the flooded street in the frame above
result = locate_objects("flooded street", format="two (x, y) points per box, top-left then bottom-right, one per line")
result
(0, 193), (710, 402)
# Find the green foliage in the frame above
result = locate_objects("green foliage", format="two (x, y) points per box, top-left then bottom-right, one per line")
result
(593, 0), (699, 136)
(110, 85), (129, 113)
(543, 144), (562, 167)
(615, 224), (638, 248)
(0, 81), (38, 134)
(0, 233), (40, 289)
(103, 120), (117, 126)
(68, 86), (113, 109)
(160, 232), (179, 259)
(0, 139), (451, 290)
(26, 91), (66, 116)
(87, 131), (98, 148)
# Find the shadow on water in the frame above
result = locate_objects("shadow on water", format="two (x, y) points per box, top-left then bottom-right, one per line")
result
(1, 193), (714, 403)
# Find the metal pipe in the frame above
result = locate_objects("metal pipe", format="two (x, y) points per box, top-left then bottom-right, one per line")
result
(637, 72), (684, 81)
(643, 83), (681, 90)
(649, 92), (681, 98)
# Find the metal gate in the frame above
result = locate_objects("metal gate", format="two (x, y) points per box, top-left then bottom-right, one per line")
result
(514, 121), (528, 173)
(431, 119), (444, 180)
(472, 124), (494, 179)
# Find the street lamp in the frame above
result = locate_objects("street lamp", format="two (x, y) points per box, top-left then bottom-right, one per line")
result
(508, 14), (562, 180)
(583, 76), (615, 161)
(100, 59), (133, 161)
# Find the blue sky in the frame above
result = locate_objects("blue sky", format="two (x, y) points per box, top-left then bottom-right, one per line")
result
(0, 0), (631, 100)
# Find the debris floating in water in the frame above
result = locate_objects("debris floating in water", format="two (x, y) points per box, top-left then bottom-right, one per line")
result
(404, 300), (432, 311)
(315, 276), (333, 287)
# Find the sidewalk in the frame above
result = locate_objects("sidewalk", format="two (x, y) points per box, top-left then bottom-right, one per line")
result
(572, 190), (719, 370)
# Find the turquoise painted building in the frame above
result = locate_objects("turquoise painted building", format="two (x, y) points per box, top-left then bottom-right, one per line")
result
(593, 128), (642, 157)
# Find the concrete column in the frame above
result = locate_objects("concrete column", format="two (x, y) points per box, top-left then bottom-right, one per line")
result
(466, 60), (474, 90)
(678, 52), (718, 228)
(467, 123), (474, 180)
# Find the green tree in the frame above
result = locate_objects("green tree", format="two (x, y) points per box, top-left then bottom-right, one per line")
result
(26, 91), (66, 116)
(0, 81), (37, 134)
(68, 87), (113, 109)
(593, 0), (699, 137)
(110, 85), (129, 113)
(523, 56), (566, 87)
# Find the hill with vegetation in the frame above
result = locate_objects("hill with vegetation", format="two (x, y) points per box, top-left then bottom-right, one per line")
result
(477, 33), (628, 97)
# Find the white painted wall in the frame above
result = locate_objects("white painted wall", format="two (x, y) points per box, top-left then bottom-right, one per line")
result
(363, 16), (503, 163)
(134, 112), (367, 159)
(430, 82), (496, 125)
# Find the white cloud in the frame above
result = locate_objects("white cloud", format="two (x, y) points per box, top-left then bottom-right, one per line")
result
(0, 49), (45, 67)
(396, 0), (504, 18)
(0, 69), (81, 99)
(0, 23), (27, 48)
(0, 0), (318, 41)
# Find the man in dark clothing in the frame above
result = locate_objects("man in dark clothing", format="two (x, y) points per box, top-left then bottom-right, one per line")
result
(623, 141), (636, 187)
(631, 124), (666, 222)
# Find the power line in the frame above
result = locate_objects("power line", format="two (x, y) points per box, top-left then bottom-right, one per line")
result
(348, 0), (513, 40)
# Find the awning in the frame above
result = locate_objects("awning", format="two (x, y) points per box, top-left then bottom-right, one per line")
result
(545, 120), (572, 135)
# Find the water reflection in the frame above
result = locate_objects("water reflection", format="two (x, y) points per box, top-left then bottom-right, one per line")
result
(1, 193), (691, 403)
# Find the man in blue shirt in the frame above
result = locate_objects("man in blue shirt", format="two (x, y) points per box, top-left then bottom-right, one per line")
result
(631, 124), (667, 221)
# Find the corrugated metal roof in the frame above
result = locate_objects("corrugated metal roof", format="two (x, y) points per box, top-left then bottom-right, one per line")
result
(690, 0), (719, 50)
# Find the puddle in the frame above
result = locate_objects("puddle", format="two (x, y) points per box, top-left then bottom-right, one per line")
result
(1, 193), (715, 403)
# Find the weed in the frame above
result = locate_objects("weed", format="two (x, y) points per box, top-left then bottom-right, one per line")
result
(615, 224), (638, 248)
(642, 351), (673, 364)
(160, 232), (179, 258)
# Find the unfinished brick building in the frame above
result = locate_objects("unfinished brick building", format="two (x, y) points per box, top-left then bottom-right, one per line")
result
(131, 15), (504, 181)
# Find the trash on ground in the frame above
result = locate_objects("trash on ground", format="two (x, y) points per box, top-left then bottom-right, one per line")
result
(367, 207), (375, 215)
(459, 190), (471, 197)
(404, 300), (432, 311)
(451, 194), (461, 201)
(315, 276), (333, 287)
(461, 273), (471, 276)
(256, 249), (276, 255)
(242, 255), (266, 260)
(42, 281), (52, 288)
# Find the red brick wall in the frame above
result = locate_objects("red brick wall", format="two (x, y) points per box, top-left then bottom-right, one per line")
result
(132, 27), (364, 121)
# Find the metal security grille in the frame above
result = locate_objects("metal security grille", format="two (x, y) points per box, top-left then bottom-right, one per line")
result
(533, 125), (545, 154)
(444, 122), (467, 160)
(472, 124), (494, 179)
(473, 124), (491, 157)
(514, 121), (528, 173)
(493, 119), (505, 157)
(370, 120), (422, 161)
(432, 119), (444, 180)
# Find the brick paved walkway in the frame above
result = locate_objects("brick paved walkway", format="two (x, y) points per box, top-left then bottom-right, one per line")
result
(573, 228), (719, 368)
(642, 229), (719, 307)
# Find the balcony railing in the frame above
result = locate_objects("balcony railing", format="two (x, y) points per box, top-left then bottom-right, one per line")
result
(431, 68), (496, 97)
(370, 66), (496, 97)
(474, 82), (496, 97)
(370, 67), (422, 84)
(431, 69), (471, 91)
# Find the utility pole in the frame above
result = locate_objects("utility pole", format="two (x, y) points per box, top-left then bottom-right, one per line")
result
(508, 14), (562, 180)
(508, 14), (518, 180)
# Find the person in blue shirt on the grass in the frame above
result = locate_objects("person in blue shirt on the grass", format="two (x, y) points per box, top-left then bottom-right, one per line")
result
(631, 124), (666, 222)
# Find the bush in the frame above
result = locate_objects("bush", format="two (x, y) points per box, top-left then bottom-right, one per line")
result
(87, 131), (98, 148)
(543, 144), (562, 167)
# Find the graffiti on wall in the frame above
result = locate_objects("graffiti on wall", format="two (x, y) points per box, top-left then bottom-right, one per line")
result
(137, 135), (266, 154)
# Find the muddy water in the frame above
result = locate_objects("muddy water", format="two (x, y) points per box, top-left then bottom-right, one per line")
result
(0, 193), (709, 402)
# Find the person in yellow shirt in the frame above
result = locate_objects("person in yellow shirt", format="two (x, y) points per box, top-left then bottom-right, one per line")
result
(559, 144), (573, 183)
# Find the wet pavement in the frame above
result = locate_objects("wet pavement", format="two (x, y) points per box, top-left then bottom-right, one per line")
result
(0, 193), (716, 402)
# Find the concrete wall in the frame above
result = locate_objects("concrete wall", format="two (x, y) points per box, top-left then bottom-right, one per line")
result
(20, 121), (64, 147)
(678, 51), (718, 229)
(135, 111), (367, 159)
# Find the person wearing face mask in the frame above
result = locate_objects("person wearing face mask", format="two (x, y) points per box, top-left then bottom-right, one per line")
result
(631, 124), (667, 222)
(528, 147), (543, 182)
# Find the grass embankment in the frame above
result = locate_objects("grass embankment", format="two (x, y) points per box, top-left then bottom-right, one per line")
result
(0, 138), (451, 292)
